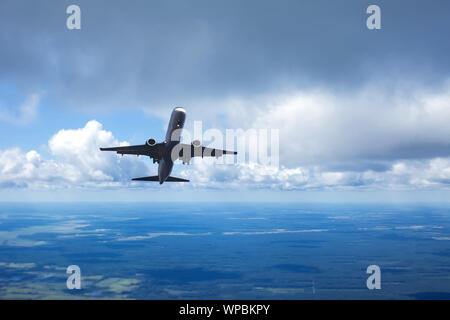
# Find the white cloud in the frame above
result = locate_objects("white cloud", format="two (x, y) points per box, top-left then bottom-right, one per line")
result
(153, 81), (448, 190)
(2, 80), (450, 192)
(162, 83), (447, 169)
(220, 83), (450, 168)
(0, 121), (150, 189)
(0, 94), (40, 125)
(48, 120), (144, 182)
(180, 156), (450, 190)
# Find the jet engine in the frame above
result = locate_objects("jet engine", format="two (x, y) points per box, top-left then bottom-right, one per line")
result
(146, 138), (157, 146)
(192, 140), (201, 147)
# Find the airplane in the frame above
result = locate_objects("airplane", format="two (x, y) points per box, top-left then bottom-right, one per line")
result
(100, 107), (237, 184)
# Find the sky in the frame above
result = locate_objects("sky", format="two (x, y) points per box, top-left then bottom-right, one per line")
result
(1, 0), (450, 202)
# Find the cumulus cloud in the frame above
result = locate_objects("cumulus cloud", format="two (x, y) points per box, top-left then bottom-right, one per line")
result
(176, 158), (450, 190)
(48, 120), (150, 182)
(147, 80), (446, 191)
(183, 151), (450, 190)
(0, 121), (150, 189)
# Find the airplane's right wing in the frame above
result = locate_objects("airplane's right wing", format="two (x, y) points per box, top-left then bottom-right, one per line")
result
(198, 146), (238, 157)
(100, 144), (161, 160)
(176, 143), (237, 161)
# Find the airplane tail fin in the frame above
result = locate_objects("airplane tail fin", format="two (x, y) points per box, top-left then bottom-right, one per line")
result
(132, 176), (189, 182)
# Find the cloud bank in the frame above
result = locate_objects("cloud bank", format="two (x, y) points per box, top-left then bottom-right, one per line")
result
(1, 83), (450, 191)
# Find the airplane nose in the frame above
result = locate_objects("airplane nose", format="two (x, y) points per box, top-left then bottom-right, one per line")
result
(174, 107), (186, 113)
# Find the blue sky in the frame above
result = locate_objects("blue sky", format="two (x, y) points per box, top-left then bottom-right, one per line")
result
(1, 0), (450, 202)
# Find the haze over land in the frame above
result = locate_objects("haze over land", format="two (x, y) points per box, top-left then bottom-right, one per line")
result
(1, 202), (450, 299)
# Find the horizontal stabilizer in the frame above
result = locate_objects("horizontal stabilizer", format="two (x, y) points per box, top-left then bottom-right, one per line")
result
(132, 176), (189, 182)
(166, 176), (190, 182)
(132, 176), (159, 181)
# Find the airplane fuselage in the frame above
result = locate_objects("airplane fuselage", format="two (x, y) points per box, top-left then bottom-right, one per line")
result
(158, 107), (186, 184)
(100, 106), (237, 184)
